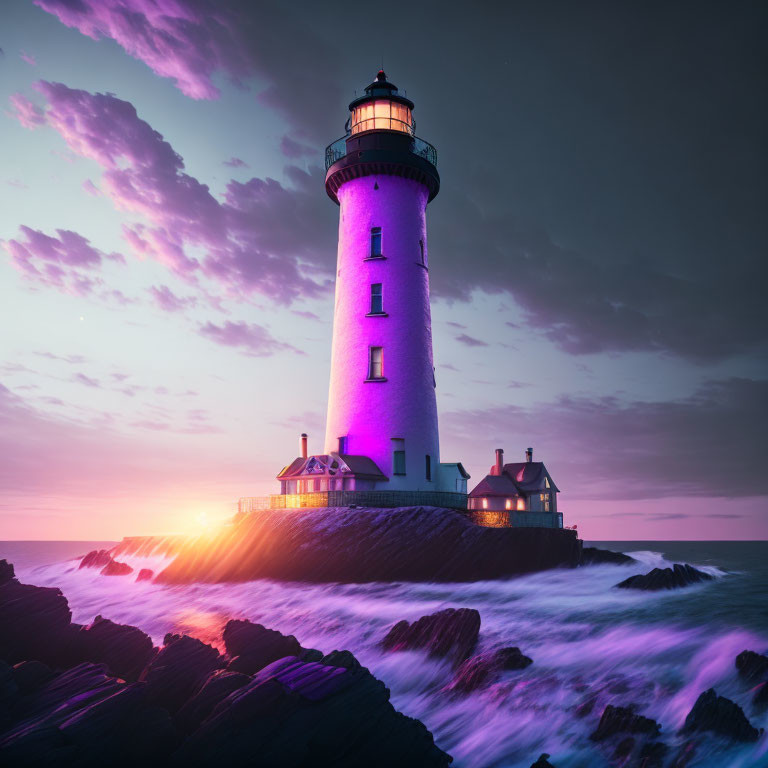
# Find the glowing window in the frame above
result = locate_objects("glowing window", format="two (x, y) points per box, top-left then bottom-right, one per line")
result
(545, 477), (550, 489)
(368, 346), (383, 379)
(350, 100), (413, 135)
(482, 498), (488, 509)
(505, 499), (512, 510)
(370, 283), (383, 314)
(371, 227), (382, 257)
(517, 498), (525, 511)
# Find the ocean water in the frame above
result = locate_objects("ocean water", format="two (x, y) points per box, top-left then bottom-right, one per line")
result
(1, 540), (767, 768)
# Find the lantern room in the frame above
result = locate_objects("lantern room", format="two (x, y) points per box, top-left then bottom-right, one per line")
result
(348, 70), (415, 136)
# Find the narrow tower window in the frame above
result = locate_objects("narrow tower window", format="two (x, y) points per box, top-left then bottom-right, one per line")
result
(370, 227), (382, 257)
(368, 346), (384, 380)
(370, 283), (383, 314)
(425, 454), (432, 481)
(419, 238), (426, 265)
(393, 450), (406, 475)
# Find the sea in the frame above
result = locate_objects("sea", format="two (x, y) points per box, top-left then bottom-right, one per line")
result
(1, 539), (767, 768)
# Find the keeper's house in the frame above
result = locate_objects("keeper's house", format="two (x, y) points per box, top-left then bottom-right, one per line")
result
(468, 447), (562, 528)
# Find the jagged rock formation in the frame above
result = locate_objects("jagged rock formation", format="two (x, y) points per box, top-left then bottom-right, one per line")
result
(153, 506), (581, 584)
(381, 608), (480, 665)
(616, 563), (714, 591)
(680, 688), (761, 742)
(136, 569), (154, 582)
(580, 547), (636, 565)
(449, 646), (533, 693)
(79, 549), (113, 570)
(735, 649), (768, 682)
(530, 754), (556, 767)
(0, 560), (452, 766)
(78, 616), (155, 682)
(100, 559), (133, 577)
(589, 704), (662, 741)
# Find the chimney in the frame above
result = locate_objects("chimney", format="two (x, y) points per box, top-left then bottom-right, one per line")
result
(300, 433), (308, 459)
(526, 447), (533, 463)
(493, 448), (504, 476)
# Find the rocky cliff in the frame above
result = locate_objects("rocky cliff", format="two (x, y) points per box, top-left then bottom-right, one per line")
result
(151, 506), (581, 584)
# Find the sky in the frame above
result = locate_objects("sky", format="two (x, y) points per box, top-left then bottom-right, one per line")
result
(0, 0), (766, 540)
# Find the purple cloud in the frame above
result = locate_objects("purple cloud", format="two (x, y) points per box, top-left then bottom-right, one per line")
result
(443, 377), (768, 500)
(3, 225), (124, 295)
(15, 82), (333, 304)
(20, 51), (37, 66)
(199, 320), (298, 357)
(34, 0), (341, 141)
(280, 135), (315, 159)
(73, 373), (100, 388)
(82, 179), (100, 196)
(34, 352), (87, 364)
(148, 285), (197, 312)
(223, 157), (248, 168)
(8, 93), (45, 128)
(455, 333), (489, 347)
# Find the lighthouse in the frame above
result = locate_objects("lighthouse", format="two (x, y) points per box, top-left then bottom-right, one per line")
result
(275, 71), (468, 504)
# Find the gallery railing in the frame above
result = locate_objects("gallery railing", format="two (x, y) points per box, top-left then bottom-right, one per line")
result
(325, 135), (438, 171)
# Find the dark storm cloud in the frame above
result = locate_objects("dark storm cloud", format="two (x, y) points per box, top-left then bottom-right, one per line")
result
(34, 0), (768, 362)
(443, 377), (768, 500)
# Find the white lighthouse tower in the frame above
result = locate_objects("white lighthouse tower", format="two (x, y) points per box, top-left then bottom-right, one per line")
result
(276, 71), (468, 502)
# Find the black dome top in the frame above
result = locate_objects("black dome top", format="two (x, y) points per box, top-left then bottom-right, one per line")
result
(349, 70), (415, 111)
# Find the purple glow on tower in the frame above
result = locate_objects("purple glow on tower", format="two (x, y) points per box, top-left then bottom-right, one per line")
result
(324, 174), (440, 488)
(321, 71), (463, 492)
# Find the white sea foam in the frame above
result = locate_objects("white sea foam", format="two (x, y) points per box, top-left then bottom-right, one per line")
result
(9, 547), (768, 768)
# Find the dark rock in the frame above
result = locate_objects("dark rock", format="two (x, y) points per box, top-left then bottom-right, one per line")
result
(574, 695), (597, 718)
(156, 506), (582, 584)
(100, 559), (133, 576)
(735, 649), (768, 683)
(382, 607), (480, 664)
(530, 754), (556, 768)
(0, 660), (17, 716)
(613, 736), (635, 758)
(136, 568), (154, 582)
(639, 741), (669, 768)
(299, 647), (324, 663)
(616, 563), (713, 591)
(175, 669), (251, 734)
(450, 646), (533, 693)
(79, 549), (113, 569)
(57, 682), (177, 764)
(78, 615), (156, 682)
(10, 662), (120, 720)
(680, 688), (760, 742)
(140, 634), (221, 712)
(581, 547), (635, 565)
(590, 704), (661, 741)
(12, 660), (53, 695)
(173, 656), (452, 766)
(754, 681), (768, 707)
(223, 619), (302, 675)
(0, 578), (76, 667)
(0, 559), (14, 586)
(320, 649), (363, 670)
